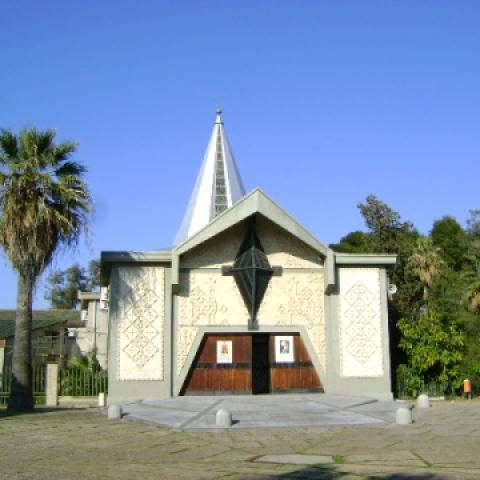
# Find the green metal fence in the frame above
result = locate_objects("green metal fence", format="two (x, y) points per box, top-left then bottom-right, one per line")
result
(395, 366), (449, 399)
(0, 365), (108, 406)
(0, 365), (46, 406)
(59, 368), (108, 396)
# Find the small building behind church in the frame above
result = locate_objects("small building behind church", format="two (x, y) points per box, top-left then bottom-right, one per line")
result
(101, 111), (396, 404)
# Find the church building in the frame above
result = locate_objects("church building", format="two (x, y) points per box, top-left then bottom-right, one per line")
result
(101, 110), (396, 404)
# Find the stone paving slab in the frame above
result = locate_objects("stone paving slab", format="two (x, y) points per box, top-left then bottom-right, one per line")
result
(256, 454), (334, 465)
(350, 399), (411, 423)
(306, 394), (378, 409)
(122, 393), (401, 430)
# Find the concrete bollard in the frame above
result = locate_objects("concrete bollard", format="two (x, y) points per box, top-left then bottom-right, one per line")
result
(98, 392), (106, 407)
(417, 394), (430, 409)
(216, 408), (233, 427)
(108, 404), (122, 420)
(396, 406), (413, 425)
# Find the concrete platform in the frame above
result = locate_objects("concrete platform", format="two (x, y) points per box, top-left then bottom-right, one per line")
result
(120, 394), (404, 430)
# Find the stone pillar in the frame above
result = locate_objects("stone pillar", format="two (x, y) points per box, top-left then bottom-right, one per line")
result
(0, 339), (5, 390)
(46, 363), (59, 407)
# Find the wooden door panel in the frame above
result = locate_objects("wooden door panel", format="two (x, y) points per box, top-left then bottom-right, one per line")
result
(270, 333), (323, 393)
(182, 334), (252, 395)
(181, 332), (323, 395)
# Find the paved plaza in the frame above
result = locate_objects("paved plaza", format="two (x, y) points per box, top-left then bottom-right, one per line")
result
(122, 394), (400, 430)
(1, 398), (479, 479)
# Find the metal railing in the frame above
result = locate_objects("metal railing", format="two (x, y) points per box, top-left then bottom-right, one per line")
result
(59, 367), (108, 397)
(0, 365), (107, 406)
(0, 365), (46, 406)
(395, 366), (449, 399)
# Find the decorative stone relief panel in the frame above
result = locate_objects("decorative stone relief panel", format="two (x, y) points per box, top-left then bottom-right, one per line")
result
(176, 271), (248, 374)
(176, 270), (326, 374)
(258, 272), (326, 366)
(338, 268), (384, 378)
(257, 217), (324, 268)
(115, 266), (165, 381)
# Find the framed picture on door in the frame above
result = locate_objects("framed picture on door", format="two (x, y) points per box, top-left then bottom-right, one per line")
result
(275, 335), (294, 363)
(217, 340), (233, 364)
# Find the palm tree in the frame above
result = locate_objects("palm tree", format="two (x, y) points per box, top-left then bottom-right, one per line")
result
(408, 236), (445, 301)
(464, 279), (480, 313)
(0, 128), (91, 411)
(463, 245), (480, 313)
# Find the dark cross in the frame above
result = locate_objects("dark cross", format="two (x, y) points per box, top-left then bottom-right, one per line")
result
(222, 217), (282, 330)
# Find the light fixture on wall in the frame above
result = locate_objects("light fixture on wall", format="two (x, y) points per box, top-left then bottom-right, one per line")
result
(100, 286), (109, 310)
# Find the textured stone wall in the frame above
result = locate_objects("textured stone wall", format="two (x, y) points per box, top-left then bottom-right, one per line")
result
(180, 218), (324, 270)
(257, 217), (324, 268)
(176, 271), (246, 374)
(338, 268), (384, 378)
(113, 266), (165, 381)
(258, 272), (326, 366)
(181, 223), (245, 269)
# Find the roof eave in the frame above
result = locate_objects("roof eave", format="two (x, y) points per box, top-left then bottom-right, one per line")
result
(174, 188), (329, 258)
(335, 253), (397, 265)
(100, 250), (173, 285)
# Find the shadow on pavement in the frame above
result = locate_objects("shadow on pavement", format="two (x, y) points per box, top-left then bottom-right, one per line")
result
(0, 406), (96, 418)
(255, 465), (451, 480)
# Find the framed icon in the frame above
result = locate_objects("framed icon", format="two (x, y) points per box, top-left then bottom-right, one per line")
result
(216, 340), (233, 364)
(275, 335), (294, 363)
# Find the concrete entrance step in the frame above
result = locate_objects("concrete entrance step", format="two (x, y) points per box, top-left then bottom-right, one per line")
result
(120, 394), (402, 430)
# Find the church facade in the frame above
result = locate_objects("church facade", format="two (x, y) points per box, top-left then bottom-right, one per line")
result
(101, 111), (396, 404)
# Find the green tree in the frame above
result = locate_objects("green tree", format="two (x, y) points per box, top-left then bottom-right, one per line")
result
(0, 128), (91, 411)
(357, 195), (419, 315)
(464, 278), (480, 314)
(329, 230), (373, 253)
(456, 237), (480, 391)
(466, 209), (480, 239)
(398, 310), (464, 392)
(87, 259), (101, 290)
(408, 237), (445, 301)
(357, 195), (416, 253)
(45, 259), (100, 309)
(461, 243), (480, 314)
(45, 263), (88, 309)
(430, 216), (468, 271)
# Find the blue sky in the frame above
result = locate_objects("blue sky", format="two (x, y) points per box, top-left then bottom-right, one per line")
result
(0, 1), (479, 308)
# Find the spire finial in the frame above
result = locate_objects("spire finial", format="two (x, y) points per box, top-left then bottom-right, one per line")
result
(174, 109), (245, 245)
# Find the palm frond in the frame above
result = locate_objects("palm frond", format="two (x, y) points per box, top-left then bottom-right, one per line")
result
(0, 127), (91, 278)
(0, 129), (19, 161)
(55, 160), (86, 178)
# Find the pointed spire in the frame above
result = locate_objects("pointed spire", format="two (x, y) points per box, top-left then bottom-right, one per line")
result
(174, 110), (246, 245)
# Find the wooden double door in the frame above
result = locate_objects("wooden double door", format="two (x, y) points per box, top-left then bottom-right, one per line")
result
(181, 333), (323, 395)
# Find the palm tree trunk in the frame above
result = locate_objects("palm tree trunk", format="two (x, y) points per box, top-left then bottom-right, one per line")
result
(7, 273), (34, 411)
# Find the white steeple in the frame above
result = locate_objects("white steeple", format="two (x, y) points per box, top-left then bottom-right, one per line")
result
(174, 110), (246, 245)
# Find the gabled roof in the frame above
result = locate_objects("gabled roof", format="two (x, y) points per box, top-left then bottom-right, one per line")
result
(174, 188), (330, 258)
(99, 187), (396, 293)
(171, 188), (331, 287)
(174, 110), (246, 245)
(0, 309), (81, 338)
